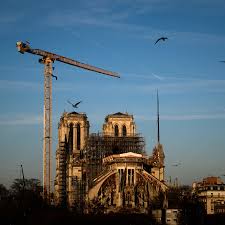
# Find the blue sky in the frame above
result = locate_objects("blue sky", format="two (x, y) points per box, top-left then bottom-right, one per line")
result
(0, 0), (225, 187)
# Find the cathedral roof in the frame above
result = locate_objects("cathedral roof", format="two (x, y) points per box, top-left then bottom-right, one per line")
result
(60, 111), (88, 121)
(103, 152), (145, 164)
(106, 112), (133, 118)
(112, 112), (127, 116)
(68, 111), (80, 115)
(104, 112), (133, 122)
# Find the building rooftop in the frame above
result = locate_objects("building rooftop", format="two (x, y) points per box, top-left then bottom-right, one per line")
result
(105, 112), (133, 122)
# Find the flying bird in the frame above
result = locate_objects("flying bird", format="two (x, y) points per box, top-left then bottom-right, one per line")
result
(172, 162), (181, 167)
(67, 100), (82, 108)
(51, 74), (57, 80)
(155, 37), (168, 45)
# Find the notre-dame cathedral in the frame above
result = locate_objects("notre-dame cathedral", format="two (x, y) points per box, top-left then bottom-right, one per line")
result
(54, 112), (167, 213)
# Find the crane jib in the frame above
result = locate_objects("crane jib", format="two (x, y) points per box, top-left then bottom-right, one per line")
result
(31, 49), (119, 78)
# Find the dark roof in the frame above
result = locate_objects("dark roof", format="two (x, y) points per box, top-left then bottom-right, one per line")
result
(68, 111), (80, 115)
(112, 112), (127, 116)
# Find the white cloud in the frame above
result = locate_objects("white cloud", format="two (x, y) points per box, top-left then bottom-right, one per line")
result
(131, 78), (225, 94)
(44, 2), (225, 45)
(0, 114), (42, 125)
(0, 79), (41, 90)
(136, 113), (225, 121)
(0, 113), (62, 126)
(0, 12), (23, 24)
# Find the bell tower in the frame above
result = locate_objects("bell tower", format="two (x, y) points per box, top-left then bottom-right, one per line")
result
(103, 112), (136, 137)
(58, 112), (89, 155)
(55, 111), (89, 206)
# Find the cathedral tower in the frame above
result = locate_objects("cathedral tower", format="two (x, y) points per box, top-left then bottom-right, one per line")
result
(103, 112), (136, 136)
(57, 112), (89, 155)
(54, 112), (89, 206)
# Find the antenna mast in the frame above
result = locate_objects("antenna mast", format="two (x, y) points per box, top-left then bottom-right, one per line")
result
(157, 89), (160, 144)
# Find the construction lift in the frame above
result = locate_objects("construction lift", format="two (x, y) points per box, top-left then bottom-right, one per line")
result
(16, 41), (119, 202)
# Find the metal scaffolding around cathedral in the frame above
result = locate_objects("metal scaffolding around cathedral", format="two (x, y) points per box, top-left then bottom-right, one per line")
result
(54, 111), (168, 213)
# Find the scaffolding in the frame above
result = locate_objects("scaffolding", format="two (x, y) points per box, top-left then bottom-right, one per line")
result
(84, 133), (145, 188)
(71, 174), (86, 213)
(55, 132), (146, 213)
(55, 141), (68, 206)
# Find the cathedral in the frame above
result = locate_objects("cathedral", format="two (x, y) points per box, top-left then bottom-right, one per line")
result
(54, 112), (168, 213)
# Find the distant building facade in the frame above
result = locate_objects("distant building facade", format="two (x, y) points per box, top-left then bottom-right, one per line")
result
(193, 176), (225, 214)
(165, 209), (180, 225)
(54, 112), (168, 213)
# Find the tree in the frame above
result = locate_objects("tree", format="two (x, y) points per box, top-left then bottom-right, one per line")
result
(10, 178), (44, 210)
(165, 186), (206, 225)
(0, 184), (9, 199)
(151, 190), (167, 209)
(178, 193), (206, 225)
(10, 178), (42, 195)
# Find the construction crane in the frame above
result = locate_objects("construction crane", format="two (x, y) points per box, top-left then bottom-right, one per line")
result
(16, 41), (119, 202)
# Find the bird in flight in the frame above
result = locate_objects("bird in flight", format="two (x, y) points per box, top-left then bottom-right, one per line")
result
(51, 74), (57, 80)
(67, 100), (82, 108)
(172, 162), (181, 167)
(155, 37), (168, 45)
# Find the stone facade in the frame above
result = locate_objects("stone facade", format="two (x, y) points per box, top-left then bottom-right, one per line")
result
(54, 112), (89, 207)
(54, 111), (167, 213)
(193, 177), (225, 214)
(88, 152), (167, 213)
(103, 112), (136, 136)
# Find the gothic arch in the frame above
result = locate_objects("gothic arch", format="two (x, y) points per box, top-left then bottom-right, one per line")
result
(122, 125), (127, 137)
(114, 124), (119, 137)
(69, 123), (73, 152)
(88, 170), (117, 200)
(77, 123), (81, 150)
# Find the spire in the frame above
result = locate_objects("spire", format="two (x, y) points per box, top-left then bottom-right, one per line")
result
(157, 89), (160, 144)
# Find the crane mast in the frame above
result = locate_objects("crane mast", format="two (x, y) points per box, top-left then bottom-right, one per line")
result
(43, 58), (53, 200)
(16, 41), (119, 202)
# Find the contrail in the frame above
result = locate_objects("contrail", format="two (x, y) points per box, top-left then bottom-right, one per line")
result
(152, 73), (163, 81)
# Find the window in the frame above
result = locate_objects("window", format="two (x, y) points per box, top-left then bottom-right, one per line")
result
(69, 123), (73, 151)
(131, 169), (134, 185)
(119, 169), (125, 189)
(115, 125), (119, 137)
(122, 125), (127, 136)
(128, 169), (131, 185)
(77, 123), (80, 150)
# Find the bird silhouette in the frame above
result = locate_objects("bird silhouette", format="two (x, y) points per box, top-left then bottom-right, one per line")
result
(67, 100), (82, 108)
(155, 37), (168, 45)
(51, 74), (57, 80)
(172, 162), (181, 167)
